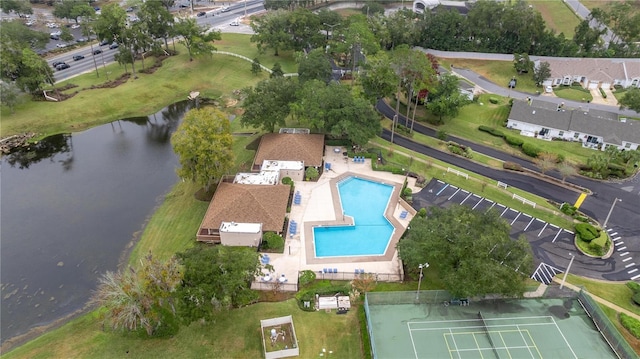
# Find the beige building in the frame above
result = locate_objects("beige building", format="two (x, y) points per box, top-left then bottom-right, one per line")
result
(219, 222), (262, 247)
(252, 133), (325, 172)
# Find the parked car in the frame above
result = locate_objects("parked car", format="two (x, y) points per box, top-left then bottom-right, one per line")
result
(25, 20), (35, 26)
(109, 42), (119, 49)
(230, 19), (239, 26)
(50, 35), (60, 40)
(50, 30), (62, 36)
(71, 24), (80, 29)
(545, 85), (553, 93)
(55, 63), (70, 71)
(46, 23), (59, 28)
(197, 11), (206, 17)
(508, 79), (517, 89)
(56, 43), (67, 48)
(75, 37), (88, 43)
(99, 39), (110, 46)
(179, 3), (189, 8)
(72, 55), (85, 61)
(93, 49), (102, 55)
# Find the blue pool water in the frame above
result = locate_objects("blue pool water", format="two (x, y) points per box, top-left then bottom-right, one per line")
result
(314, 177), (395, 257)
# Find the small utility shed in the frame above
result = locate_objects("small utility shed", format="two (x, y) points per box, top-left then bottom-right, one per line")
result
(196, 183), (290, 243)
(219, 222), (262, 247)
(252, 133), (325, 173)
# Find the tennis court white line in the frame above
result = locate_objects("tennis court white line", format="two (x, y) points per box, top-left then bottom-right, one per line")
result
(449, 328), (462, 359)
(408, 315), (554, 325)
(516, 324), (537, 359)
(409, 322), (556, 332)
(407, 322), (420, 359)
(551, 316), (578, 358)
(452, 345), (537, 353)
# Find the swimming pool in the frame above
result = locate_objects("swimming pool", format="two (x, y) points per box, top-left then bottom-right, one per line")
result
(313, 177), (395, 257)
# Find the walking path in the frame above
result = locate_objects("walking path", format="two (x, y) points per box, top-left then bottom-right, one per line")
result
(551, 277), (640, 321)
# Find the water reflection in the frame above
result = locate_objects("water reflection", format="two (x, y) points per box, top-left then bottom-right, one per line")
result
(0, 101), (193, 345)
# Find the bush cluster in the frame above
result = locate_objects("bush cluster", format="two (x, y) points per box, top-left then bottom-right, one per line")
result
(560, 203), (577, 216)
(261, 232), (284, 252)
(505, 135), (524, 147)
(599, 88), (607, 98)
(298, 270), (316, 288)
(489, 97), (499, 104)
(478, 125), (505, 138)
(503, 161), (524, 171)
(620, 313), (640, 339)
(522, 143), (541, 158)
(281, 177), (293, 186)
(295, 284), (350, 311)
(575, 223), (599, 242)
(447, 141), (473, 158)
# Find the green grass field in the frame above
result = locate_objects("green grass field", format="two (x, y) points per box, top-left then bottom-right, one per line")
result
(553, 86), (593, 102)
(444, 58), (540, 94)
(527, 0), (581, 38)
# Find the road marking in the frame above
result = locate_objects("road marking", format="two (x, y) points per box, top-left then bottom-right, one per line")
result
(538, 222), (549, 237)
(625, 263), (636, 268)
(549, 223), (559, 229)
(500, 207), (509, 217)
(614, 241), (624, 246)
(628, 269), (638, 274)
(552, 228), (563, 243)
(524, 217), (536, 231)
(631, 274), (640, 280)
(472, 198), (484, 209)
(609, 232), (618, 236)
(531, 263), (563, 285)
(448, 188), (461, 200)
(460, 192), (472, 204)
(623, 257), (633, 262)
(618, 246), (627, 251)
(574, 192), (587, 209)
(620, 252), (630, 256)
(612, 237), (621, 241)
(435, 183), (449, 196)
(511, 212), (522, 225)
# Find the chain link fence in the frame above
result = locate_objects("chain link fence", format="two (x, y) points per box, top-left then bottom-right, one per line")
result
(314, 271), (403, 282)
(577, 289), (637, 359)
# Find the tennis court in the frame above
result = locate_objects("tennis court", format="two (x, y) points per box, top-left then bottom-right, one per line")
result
(364, 291), (619, 359)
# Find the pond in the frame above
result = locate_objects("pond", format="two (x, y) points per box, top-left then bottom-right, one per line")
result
(0, 101), (194, 345)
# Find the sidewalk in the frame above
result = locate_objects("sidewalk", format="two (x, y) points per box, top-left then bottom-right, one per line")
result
(551, 277), (640, 321)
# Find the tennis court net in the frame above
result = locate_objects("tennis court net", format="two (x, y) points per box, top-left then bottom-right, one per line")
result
(478, 311), (501, 359)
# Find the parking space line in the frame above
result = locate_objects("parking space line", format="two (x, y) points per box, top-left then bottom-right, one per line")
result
(629, 269), (638, 274)
(500, 207), (509, 217)
(623, 257), (633, 262)
(538, 222), (549, 237)
(615, 241), (624, 246)
(524, 217), (536, 231)
(435, 183), (449, 196)
(436, 180), (445, 184)
(472, 198), (484, 209)
(612, 237), (621, 241)
(620, 252), (630, 256)
(565, 230), (574, 235)
(632, 274), (640, 280)
(549, 224), (559, 230)
(521, 213), (532, 218)
(485, 199), (494, 203)
(618, 247), (627, 251)
(625, 263), (636, 268)
(459, 192), (472, 204)
(609, 232), (618, 236)
(552, 228), (563, 243)
(510, 212), (521, 225)
(447, 188), (461, 201)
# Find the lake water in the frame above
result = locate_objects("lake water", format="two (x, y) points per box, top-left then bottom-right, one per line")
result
(0, 101), (193, 344)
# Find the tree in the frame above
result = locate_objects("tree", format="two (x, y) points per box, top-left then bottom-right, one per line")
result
(398, 205), (533, 298)
(174, 18), (220, 61)
(557, 162), (577, 183)
(171, 107), (234, 192)
(90, 253), (182, 336)
(0, 0), (32, 17)
(286, 9), (324, 52)
(270, 62), (284, 77)
(573, 20), (605, 55)
(138, 0), (174, 51)
(240, 77), (298, 132)
(534, 152), (557, 174)
(59, 26), (74, 44)
(176, 245), (261, 324)
(305, 166), (319, 181)
(513, 53), (533, 74)
(16, 48), (54, 95)
(0, 81), (22, 113)
(384, 9), (418, 50)
(619, 88), (640, 113)
(359, 51), (398, 103)
(93, 3), (127, 43)
(251, 57), (262, 75)
(297, 48), (332, 84)
(533, 61), (551, 87)
(54, 1), (94, 24)
(426, 73), (471, 124)
(250, 10), (290, 56)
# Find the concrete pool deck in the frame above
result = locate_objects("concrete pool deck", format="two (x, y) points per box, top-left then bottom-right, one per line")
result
(253, 146), (421, 290)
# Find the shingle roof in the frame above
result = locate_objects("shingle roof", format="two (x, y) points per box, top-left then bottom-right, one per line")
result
(509, 100), (640, 145)
(199, 183), (290, 233)
(254, 134), (325, 168)
(544, 58), (632, 83)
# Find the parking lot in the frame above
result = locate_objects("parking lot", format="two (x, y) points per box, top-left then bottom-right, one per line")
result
(413, 179), (639, 283)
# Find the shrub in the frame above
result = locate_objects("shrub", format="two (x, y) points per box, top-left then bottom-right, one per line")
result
(298, 270), (316, 288)
(505, 135), (524, 147)
(478, 126), (505, 138)
(599, 88), (607, 98)
(634, 292), (640, 307)
(575, 223), (599, 241)
(402, 187), (413, 197)
(418, 208), (427, 218)
(560, 203), (577, 216)
(305, 166), (319, 181)
(281, 177), (293, 186)
(627, 281), (640, 294)
(522, 143), (541, 157)
(489, 97), (499, 104)
(620, 313), (640, 338)
(262, 232), (284, 251)
(503, 161), (524, 171)
(436, 129), (448, 140)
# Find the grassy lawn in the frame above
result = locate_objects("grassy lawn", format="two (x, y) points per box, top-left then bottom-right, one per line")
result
(3, 299), (363, 359)
(581, 0), (639, 12)
(527, 0), (580, 38)
(563, 273), (640, 316)
(598, 304), (640, 354)
(0, 35), (295, 138)
(443, 59), (540, 94)
(553, 85), (593, 102)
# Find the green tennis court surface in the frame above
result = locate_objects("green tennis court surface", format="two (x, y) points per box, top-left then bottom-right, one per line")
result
(364, 291), (619, 359)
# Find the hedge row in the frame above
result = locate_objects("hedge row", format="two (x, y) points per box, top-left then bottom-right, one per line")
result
(478, 126), (541, 158)
(478, 126), (505, 138)
(620, 313), (640, 339)
(522, 143), (541, 157)
(503, 161), (524, 171)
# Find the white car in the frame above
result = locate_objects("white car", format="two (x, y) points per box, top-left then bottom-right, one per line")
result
(71, 24), (80, 29)
(545, 85), (553, 93)
(56, 43), (67, 48)
(50, 30), (62, 36)
(25, 20), (35, 26)
(47, 23), (60, 28)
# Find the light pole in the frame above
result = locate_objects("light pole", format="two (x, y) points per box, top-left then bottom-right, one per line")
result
(560, 253), (575, 289)
(602, 198), (621, 229)
(323, 23), (338, 41)
(416, 262), (429, 301)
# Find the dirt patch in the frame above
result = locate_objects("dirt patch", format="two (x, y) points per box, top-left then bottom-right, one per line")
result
(86, 73), (131, 90)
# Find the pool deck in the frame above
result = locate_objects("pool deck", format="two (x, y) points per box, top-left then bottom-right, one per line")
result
(253, 146), (421, 289)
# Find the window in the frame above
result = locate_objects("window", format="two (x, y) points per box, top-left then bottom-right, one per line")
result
(625, 143), (631, 149)
(574, 133), (580, 139)
(558, 131), (564, 136)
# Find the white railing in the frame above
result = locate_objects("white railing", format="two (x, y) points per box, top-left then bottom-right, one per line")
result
(513, 194), (536, 208)
(447, 167), (469, 179)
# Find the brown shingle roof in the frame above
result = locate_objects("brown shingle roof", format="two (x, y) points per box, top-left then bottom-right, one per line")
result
(199, 183), (290, 233)
(545, 58), (626, 82)
(253, 133), (324, 168)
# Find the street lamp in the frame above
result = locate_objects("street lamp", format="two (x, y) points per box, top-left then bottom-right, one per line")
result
(602, 198), (621, 229)
(416, 262), (429, 301)
(560, 253), (575, 289)
(323, 23), (338, 41)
